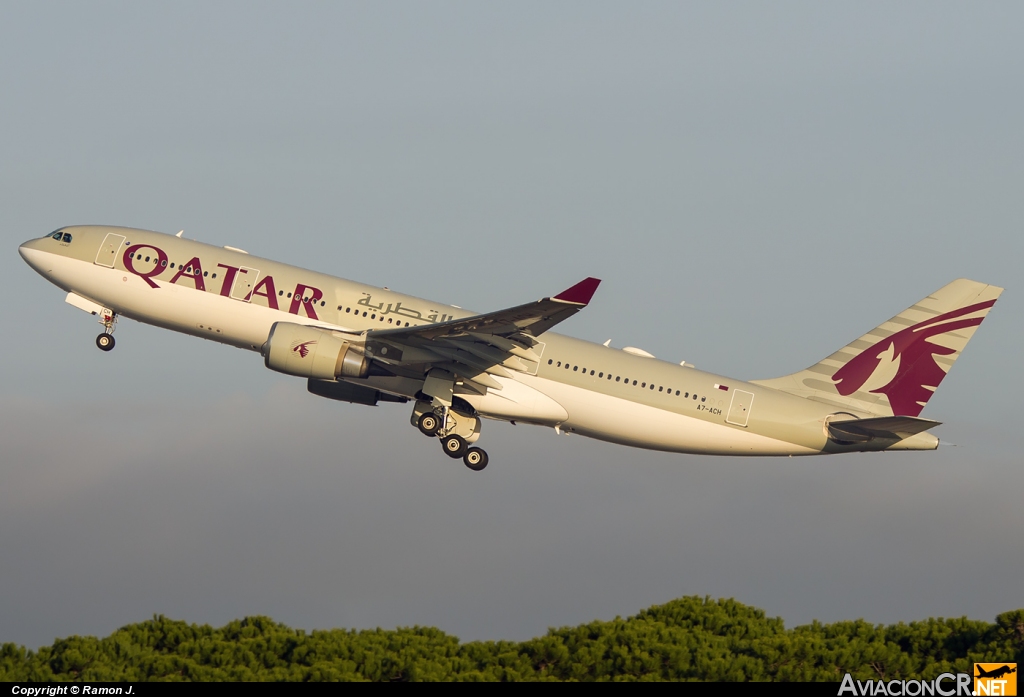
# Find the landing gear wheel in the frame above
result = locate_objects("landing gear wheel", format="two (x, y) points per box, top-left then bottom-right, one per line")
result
(442, 434), (467, 459)
(418, 412), (441, 437)
(96, 333), (115, 352)
(463, 447), (489, 471)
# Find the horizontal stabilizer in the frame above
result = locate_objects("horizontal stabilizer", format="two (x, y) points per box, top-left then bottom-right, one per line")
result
(827, 415), (941, 443)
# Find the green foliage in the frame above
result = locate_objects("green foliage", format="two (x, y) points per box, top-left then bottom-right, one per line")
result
(1, 597), (1021, 681)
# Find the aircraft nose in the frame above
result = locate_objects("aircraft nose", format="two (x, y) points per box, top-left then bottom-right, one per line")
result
(19, 238), (51, 274)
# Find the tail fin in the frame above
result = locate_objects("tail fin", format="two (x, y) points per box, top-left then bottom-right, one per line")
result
(752, 279), (1003, 416)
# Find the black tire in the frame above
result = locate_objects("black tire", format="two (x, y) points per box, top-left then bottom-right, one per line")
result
(417, 412), (441, 436)
(96, 333), (115, 352)
(463, 447), (489, 471)
(441, 434), (467, 459)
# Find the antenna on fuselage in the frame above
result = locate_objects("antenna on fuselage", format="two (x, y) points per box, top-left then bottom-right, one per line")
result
(176, 230), (184, 238)
(603, 339), (611, 347)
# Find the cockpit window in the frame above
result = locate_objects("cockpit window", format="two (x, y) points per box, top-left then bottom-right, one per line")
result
(50, 232), (62, 240)
(62, 233), (72, 243)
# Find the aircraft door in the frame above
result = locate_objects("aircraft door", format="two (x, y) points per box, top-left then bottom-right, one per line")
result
(229, 267), (260, 301)
(94, 233), (126, 268)
(726, 390), (754, 427)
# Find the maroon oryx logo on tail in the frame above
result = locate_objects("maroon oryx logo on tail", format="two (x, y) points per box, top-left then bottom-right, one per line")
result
(831, 300), (995, 416)
(291, 340), (316, 358)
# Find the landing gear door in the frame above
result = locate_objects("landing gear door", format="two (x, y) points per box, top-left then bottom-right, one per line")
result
(94, 233), (126, 268)
(229, 267), (260, 302)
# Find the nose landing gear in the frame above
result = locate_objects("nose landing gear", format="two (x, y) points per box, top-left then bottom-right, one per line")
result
(411, 400), (490, 471)
(96, 310), (118, 352)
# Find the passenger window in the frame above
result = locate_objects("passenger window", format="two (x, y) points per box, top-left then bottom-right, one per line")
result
(693, 394), (697, 400)
(362, 311), (367, 317)
(145, 256), (150, 262)
(615, 377), (620, 382)
(161, 260), (167, 267)
(651, 385), (655, 390)
(632, 380), (637, 386)
(641, 382), (646, 388)
(590, 370), (595, 375)
(405, 322), (410, 327)
(321, 302), (325, 307)
(346, 307), (351, 313)
(548, 360), (553, 365)
(573, 366), (578, 371)
(675, 390), (680, 396)
(288, 293), (292, 298)
(62, 233), (72, 243)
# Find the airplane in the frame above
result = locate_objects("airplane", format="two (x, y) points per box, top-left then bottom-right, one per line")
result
(975, 665), (1016, 680)
(19, 225), (1002, 471)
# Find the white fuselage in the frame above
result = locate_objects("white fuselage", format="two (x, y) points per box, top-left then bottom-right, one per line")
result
(20, 226), (938, 457)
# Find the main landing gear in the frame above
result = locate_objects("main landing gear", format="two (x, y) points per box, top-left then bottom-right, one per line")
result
(96, 310), (118, 352)
(413, 401), (490, 471)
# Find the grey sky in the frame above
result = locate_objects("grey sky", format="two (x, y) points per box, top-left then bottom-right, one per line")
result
(1, 2), (1021, 649)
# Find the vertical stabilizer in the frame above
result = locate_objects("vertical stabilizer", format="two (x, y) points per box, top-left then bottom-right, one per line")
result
(752, 279), (1003, 416)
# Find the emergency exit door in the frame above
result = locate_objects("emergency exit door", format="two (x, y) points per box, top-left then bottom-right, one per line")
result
(726, 390), (754, 427)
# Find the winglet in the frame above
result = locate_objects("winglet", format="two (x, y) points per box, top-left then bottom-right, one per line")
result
(553, 277), (601, 305)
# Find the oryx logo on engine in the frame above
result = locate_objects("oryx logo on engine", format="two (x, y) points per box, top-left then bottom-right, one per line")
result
(291, 340), (316, 358)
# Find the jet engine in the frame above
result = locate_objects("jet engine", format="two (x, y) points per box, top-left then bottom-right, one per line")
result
(263, 322), (370, 380)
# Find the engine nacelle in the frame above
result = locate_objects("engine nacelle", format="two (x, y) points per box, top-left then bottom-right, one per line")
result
(263, 322), (369, 380)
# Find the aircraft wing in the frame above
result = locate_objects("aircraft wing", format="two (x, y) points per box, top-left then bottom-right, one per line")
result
(827, 415), (941, 443)
(370, 277), (600, 343)
(361, 277), (600, 393)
